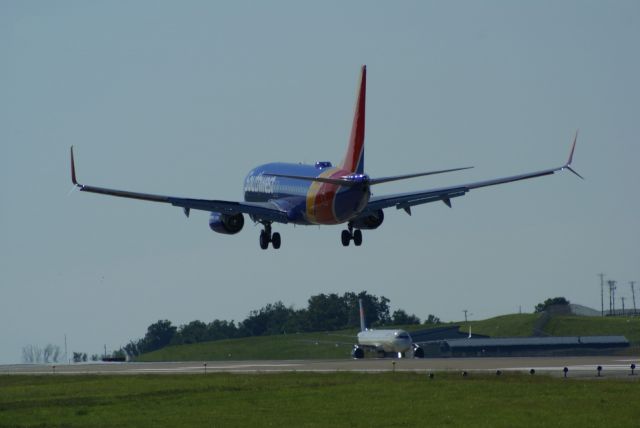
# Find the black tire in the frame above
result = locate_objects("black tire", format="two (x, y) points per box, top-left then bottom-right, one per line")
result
(353, 229), (362, 246)
(341, 230), (351, 246)
(259, 231), (269, 250)
(271, 232), (281, 249)
(352, 347), (364, 359)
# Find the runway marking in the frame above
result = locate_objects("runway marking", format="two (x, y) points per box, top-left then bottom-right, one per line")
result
(2, 358), (638, 377)
(131, 363), (304, 373)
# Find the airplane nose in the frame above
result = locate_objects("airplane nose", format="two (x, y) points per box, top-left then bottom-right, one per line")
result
(395, 338), (412, 350)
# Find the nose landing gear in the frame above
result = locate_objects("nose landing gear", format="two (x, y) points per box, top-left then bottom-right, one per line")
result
(341, 223), (363, 247)
(259, 223), (281, 250)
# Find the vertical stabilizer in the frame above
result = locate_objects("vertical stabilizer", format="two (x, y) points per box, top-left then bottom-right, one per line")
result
(359, 298), (366, 332)
(341, 65), (366, 174)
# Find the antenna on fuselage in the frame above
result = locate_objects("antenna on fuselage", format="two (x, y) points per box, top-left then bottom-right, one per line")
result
(359, 298), (366, 332)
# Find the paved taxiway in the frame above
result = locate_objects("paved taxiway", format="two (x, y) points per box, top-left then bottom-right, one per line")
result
(2, 356), (639, 378)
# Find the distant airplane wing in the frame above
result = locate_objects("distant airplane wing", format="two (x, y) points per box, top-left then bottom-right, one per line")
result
(70, 147), (289, 223)
(365, 133), (582, 215)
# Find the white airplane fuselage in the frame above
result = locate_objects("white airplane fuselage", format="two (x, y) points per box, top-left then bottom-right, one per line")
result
(357, 329), (413, 354)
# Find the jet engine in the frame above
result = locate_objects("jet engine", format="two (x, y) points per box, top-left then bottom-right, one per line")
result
(352, 346), (365, 359)
(413, 344), (425, 359)
(350, 209), (384, 230)
(209, 212), (244, 235)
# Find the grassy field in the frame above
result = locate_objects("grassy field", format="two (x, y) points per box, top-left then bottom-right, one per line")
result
(137, 314), (542, 362)
(137, 331), (357, 362)
(137, 314), (640, 362)
(544, 315), (640, 343)
(458, 313), (541, 337)
(1, 372), (639, 427)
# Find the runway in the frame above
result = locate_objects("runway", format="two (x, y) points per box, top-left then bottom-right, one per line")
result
(2, 356), (639, 378)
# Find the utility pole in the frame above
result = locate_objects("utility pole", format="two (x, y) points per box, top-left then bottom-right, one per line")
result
(631, 281), (637, 316)
(608, 280), (617, 316)
(64, 334), (68, 365)
(463, 309), (468, 324)
(621, 297), (626, 315)
(598, 273), (605, 317)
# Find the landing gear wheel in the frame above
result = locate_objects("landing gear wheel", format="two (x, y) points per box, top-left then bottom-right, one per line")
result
(352, 347), (364, 359)
(271, 232), (281, 249)
(258, 223), (281, 250)
(259, 231), (269, 250)
(353, 229), (362, 246)
(341, 230), (351, 246)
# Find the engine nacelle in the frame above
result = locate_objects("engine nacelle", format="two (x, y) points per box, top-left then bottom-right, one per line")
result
(413, 345), (425, 359)
(352, 346), (365, 359)
(209, 212), (244, 235)
(350, 209), (384, 230)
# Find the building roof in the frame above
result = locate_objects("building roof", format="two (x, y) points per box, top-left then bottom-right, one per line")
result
(444, 336), (629, 349)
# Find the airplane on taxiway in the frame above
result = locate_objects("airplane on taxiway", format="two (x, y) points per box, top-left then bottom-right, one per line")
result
(352, 299), (422, 359)
(70, 65), (581, 249)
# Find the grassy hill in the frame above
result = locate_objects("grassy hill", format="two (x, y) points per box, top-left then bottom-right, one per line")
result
(544, 315), (640, 343)
(136, 313), (639, 362)
(137, 330), (358, 362)
(456, 313), (541, 337)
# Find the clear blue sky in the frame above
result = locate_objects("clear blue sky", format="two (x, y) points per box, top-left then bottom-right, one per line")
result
(1, 1), (638, 363)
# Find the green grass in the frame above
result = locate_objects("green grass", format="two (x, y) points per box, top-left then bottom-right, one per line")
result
(457, 313), (542, 337)
(137, 314), (639, 362)
(137, 331), (357, 362)
(545, 315), (640, 343)
(1, 373), (639, 427)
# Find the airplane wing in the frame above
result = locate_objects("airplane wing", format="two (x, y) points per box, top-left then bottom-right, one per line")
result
(365, 133), (582, 215)
(70, 147), (289, 223)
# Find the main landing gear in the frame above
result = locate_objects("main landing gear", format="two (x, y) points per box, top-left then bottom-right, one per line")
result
(341, 223), (362, 247)
(259, 223), (281, 250)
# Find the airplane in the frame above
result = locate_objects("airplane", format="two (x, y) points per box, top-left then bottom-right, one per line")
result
(352, 299), (424, 359)
(69, 65), (582, 249)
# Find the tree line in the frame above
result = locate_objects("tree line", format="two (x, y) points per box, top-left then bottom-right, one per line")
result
(122, 291), (441, 358)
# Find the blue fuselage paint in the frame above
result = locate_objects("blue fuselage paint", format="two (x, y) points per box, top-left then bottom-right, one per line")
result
(243, 162), (370, 225)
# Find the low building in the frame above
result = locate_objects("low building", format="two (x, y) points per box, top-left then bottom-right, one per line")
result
(410, 325), (488, 343)
(434, 335), (629, 357)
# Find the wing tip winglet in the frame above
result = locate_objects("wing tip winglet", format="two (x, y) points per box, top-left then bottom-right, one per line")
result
(564, 130), (584, 179)
(70, 146), (78, 186)
(567, 129), (578, 166)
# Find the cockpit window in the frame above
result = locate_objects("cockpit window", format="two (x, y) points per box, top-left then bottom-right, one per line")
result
(397, 333), (410, 340)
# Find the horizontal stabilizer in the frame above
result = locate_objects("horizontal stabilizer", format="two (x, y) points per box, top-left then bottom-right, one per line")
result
(265, 166), (471, 188)
(264, 173), (361, 187)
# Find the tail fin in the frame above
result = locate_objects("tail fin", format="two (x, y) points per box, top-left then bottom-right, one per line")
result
(341, 65), (366, 174)
(359, 298), (366, 332)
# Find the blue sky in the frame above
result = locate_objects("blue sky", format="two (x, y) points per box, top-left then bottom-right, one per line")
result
(1, 1), (638, 363)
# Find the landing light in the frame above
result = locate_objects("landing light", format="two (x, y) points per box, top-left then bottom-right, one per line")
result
(345, 174), (369, 183)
